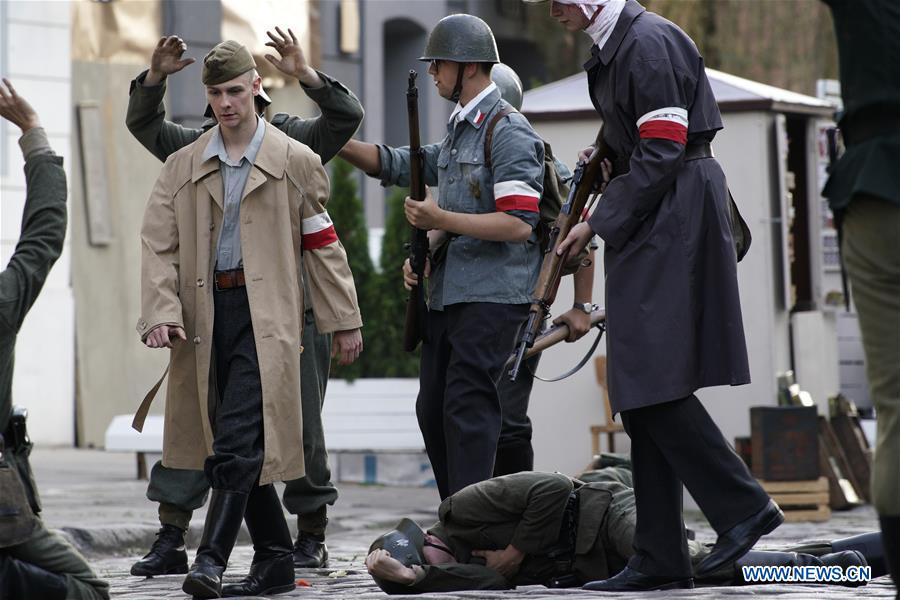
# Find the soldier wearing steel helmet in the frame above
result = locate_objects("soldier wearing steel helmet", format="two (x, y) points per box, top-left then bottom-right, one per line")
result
(488, 62), (599, 478)
(340, 15), (545, 500)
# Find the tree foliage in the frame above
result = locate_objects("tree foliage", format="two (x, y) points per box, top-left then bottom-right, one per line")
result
(326, 164), (419, 379)
(326, 159), (374, 380)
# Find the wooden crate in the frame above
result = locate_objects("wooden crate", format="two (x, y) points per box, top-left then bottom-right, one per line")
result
(759, 477), (831, 523)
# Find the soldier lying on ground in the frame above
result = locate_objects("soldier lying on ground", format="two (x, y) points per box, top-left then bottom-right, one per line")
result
(0, 79), (110, 600)
(365, 460), (883, 593)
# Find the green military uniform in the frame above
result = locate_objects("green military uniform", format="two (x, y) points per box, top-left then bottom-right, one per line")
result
(125, 68), (364, 532)
(821, 0), (900, 520)
(0, 129), (110, 600)
(390, 464), (873, 592)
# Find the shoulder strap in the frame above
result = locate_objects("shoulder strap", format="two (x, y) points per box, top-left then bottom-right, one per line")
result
(483, 105), (515, 170)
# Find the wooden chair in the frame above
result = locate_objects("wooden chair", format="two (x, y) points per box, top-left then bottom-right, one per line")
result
(589, 356), (625, 454)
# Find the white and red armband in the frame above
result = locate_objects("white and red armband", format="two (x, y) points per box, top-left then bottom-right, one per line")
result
(301, 211), (338, 250)
(636, 107), (689, 145)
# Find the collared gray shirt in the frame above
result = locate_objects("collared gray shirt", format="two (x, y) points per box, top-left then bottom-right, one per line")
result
(202, 115), (267, 270)
(376, 88), (545, 310)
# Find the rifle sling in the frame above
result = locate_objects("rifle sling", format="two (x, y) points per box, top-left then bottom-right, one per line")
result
(529, 323), (606, 383)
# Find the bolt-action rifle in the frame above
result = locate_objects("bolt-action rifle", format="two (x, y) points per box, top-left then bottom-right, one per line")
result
(508, 131), (610, 380)
(403, 71), (429, 352)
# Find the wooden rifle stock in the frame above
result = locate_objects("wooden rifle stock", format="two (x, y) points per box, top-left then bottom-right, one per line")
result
(508, 131), (610, 380)
(403, 70), (430, 352)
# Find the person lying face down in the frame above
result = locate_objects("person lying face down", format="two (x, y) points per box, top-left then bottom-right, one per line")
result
(366, 467), (884, 593)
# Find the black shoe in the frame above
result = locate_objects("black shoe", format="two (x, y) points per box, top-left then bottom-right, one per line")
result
(293, 531), (329, 568)
(182, 489), (248, 599)
(582, 566), (694, 591)
(223, 554), (295, 596)
(222, 484), (295, 596)
(696, 499), (784, 576)
(130, 524), (188, 577)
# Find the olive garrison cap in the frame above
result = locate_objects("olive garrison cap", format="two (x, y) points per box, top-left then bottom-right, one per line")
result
(201, 40), (271, 117)
(202, 40), (257, 85)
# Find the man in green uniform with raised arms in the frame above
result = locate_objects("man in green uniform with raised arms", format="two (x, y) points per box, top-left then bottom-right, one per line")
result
(0, 78), (110, 600)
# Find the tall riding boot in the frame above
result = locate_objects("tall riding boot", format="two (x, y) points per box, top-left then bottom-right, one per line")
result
(734, 549), (868, 587)
(182, 489), (248, 599)
(0, 553), (68, 600)
(222, 484), (295, 597)
(880, 515), (900, 595)
(832, 532), (886, 578)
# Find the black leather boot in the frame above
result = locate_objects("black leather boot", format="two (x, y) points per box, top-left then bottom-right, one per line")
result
(222, 484), (295, 597)
(0, 553), (68, 600)
(182, 490), (248, 599)
(293, 530), (328, 568)
(130, 523), (189, 576)
(880, 515), (900, 594)
(735, 549), (869, 587)
(294, 506), (329, 568)
(832, 532), (886, 578)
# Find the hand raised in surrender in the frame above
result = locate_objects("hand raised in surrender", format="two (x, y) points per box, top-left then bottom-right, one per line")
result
(264, 26), (321, 87)
(146, 36), (196, 85)
(0, 79), (40, 133)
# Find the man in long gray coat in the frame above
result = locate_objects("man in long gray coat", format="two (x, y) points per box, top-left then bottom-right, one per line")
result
(548, 0), (779, 591)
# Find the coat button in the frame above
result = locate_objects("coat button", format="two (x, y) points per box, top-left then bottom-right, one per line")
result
(193, 336), (201, 345)
(450, 148), (457, 155)
(299, 345), (304, 354)
(209, 223), (215, 230)
(197, 278), (205, 287)
(448, 177), (455, 183)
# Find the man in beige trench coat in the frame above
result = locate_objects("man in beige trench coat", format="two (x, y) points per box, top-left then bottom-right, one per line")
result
(138, 40), (361, 599)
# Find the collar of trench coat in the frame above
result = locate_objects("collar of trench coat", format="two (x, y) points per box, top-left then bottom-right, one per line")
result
(191, 120), (288, 186)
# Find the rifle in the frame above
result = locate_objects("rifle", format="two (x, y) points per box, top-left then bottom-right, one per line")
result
(523, 307), (605, 361)
(402, 71), (430, 352)
(508, 131), (610, 380)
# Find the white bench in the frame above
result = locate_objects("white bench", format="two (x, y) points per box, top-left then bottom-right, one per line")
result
(103, 378), (425, 481)
(104, 414), (164, 479)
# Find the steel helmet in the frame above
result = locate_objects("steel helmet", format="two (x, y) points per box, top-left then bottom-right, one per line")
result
(368, 519), (427, 594)
(419, 14), (500, 64)
(491, 63), (524, 111)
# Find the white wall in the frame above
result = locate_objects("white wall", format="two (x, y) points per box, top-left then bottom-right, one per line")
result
(0, 1), (75, 445)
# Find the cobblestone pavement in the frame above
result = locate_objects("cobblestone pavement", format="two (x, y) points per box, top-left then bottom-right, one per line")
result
(31, 448), (899, 599)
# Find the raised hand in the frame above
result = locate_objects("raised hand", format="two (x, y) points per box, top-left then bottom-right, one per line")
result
(264, 26), (320, 86)
(147, 36), (196, 85)
(0, 78), (39, 133)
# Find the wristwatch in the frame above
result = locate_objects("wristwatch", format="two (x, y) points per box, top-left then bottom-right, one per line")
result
(573, 302), (593, 314)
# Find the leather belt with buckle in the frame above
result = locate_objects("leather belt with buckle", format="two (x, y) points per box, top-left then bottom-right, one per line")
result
(214, 268), (245, 291)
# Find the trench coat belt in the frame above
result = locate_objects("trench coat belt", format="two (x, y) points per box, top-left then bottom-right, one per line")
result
(132, 365), (169, 432)
(684, 141), (713, 161)
(840, 106), (900, 145)
(214, 268), (246, 291)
